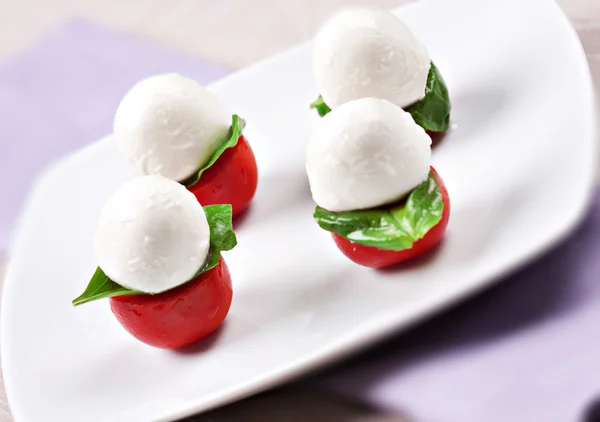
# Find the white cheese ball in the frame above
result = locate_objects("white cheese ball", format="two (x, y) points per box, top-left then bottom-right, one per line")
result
(313, 8), (430, 109)
(306, 98), (431, 212)
(114, 73), (231, 182)
(94, 175), (211, 294)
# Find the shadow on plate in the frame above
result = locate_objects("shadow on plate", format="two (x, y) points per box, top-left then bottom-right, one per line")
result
(448, 87), (508, 142)
(174, 323), (227, 355)
(374, 241), (445, 273)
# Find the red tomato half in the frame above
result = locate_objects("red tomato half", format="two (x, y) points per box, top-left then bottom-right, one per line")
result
(331, 166), (450, 269)
(109, 258), (232, 349)
(188, 135), (258, 217)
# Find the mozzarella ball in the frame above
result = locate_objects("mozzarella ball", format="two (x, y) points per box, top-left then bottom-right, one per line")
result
(306, 98), (431, 212)
(94, 175), (211, 294)
(114, 73), (231, 182)
(313, 8), (430, 109)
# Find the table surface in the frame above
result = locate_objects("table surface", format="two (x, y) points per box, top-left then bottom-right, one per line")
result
(0, 1), (598, 421)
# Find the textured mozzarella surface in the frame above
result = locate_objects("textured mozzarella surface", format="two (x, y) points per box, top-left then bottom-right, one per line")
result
(306, 98), (431, 212)
(94, 175), (210, 294)
(313, 8), (430, 109)
(114, 73), (231, 182)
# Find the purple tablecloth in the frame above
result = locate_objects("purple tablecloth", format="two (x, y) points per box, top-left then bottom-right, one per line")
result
(2, 19), (599, 422)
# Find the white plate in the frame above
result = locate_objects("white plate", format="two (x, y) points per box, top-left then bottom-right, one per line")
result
(1, 0), (596, 420)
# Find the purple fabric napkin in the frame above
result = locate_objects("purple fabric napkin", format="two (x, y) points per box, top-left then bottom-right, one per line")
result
(319, 194), (600, 422)
(0, 19), (229, 253)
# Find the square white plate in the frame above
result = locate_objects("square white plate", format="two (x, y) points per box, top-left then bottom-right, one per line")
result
(1, 0), (596, 420)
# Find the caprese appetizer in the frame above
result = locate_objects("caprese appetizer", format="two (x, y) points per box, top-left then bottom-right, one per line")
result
(310, 8), (451, 133)
(306, 97), (450, 268)
(72, 175), (237, 349)
(114, 73), (258, 217)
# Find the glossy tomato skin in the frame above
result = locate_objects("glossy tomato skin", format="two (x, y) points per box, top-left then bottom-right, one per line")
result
(109, 258), (232, 349)
(188, 135), (258, 218)
(331, 166), (450, 269)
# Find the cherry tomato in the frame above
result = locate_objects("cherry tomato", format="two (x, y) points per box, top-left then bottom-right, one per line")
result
(109, 258), (232, 349)
(188, 136), (258, 217)
(331, 166), (450, 269)
(426, 130), (446, 148)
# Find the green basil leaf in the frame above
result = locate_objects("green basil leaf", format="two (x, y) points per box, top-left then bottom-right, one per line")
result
(189, 204), (237, 277)
(183, 115), (246, 188)
(71, 267), (140, 306)
(204, 204), (237, 252)
(406, 62), (451, 132)
(309, 62), (451, 132)
(313, 171), (443, 251)
(72, 205), (236, 306)
(310, 95), (332, 117)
